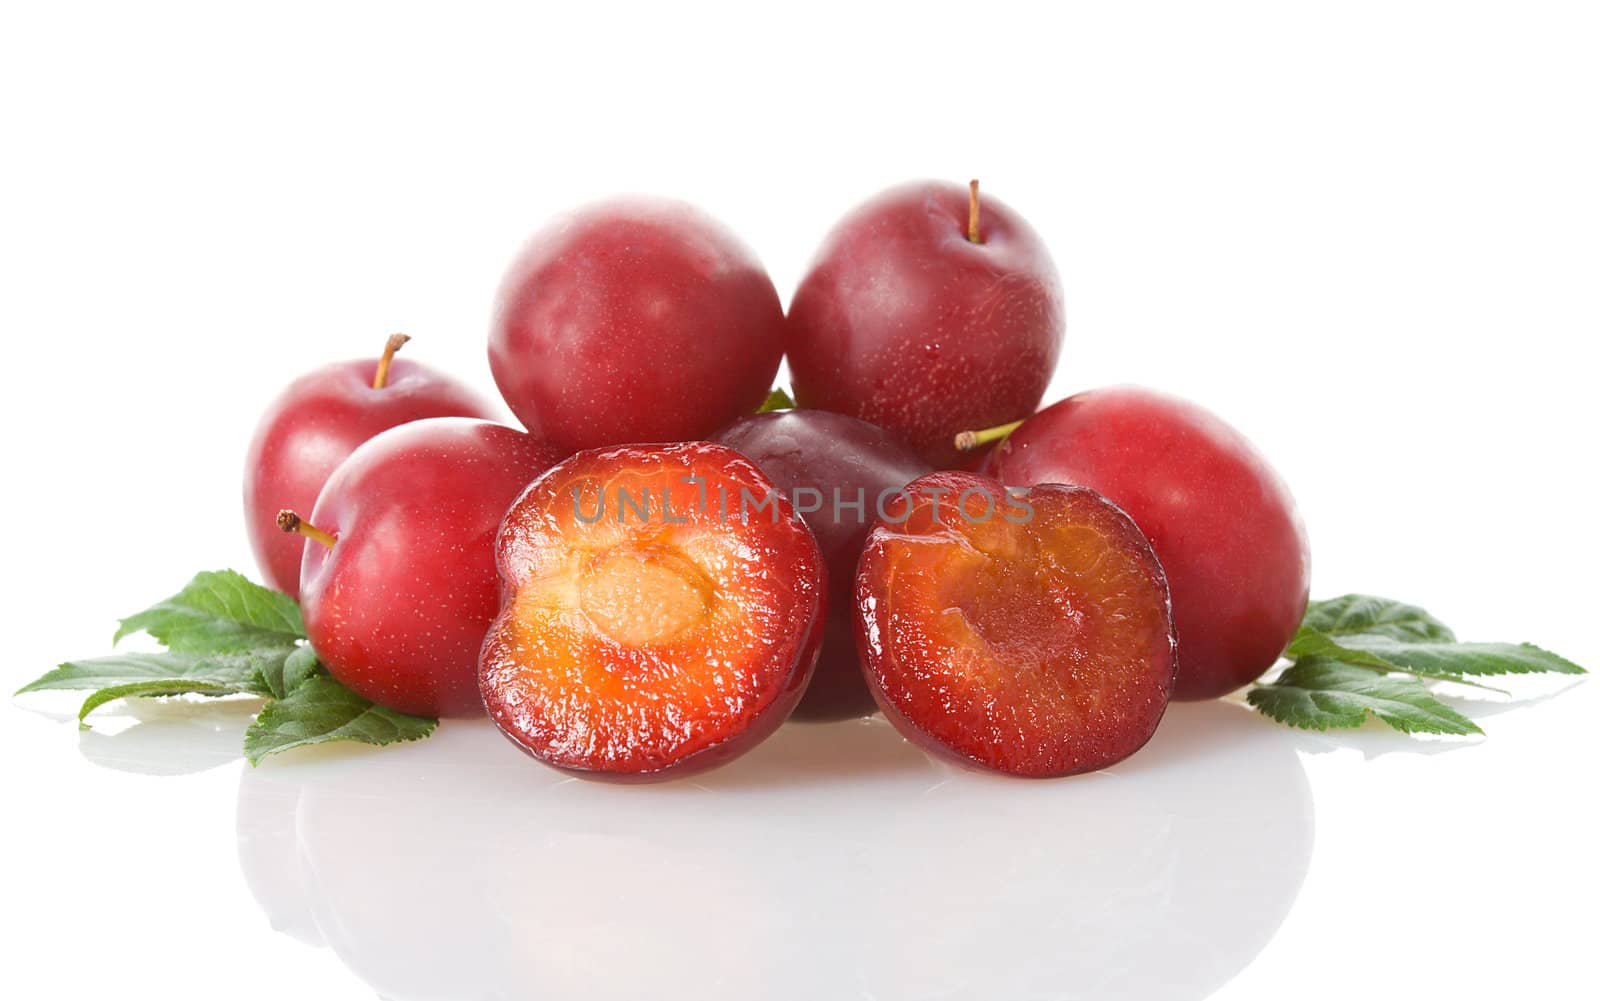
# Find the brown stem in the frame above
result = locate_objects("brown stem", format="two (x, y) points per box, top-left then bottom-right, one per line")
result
(953, 419), (1024, 452)
(277, 509), (337, 549)
(372, 333), (411, 389)
(967, 179), (982, 243)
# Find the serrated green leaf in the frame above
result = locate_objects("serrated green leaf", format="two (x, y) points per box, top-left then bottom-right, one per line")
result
(1283, 629), (1400, 671)
(1281, 629), (1496, 690)
(16, 649), (280, 720)
(1248, 658), (1482, 736)
(756, 388), (795, 412)
(1285, 595), (1584, 689)
(28, 568), (444, 760)
(1334, 636), (1585, 677)
(115, 570), (303, 652)
(243, 674), (437, 764)
(1287, 629), (1585, 682)
(259, 645), (322, 700)
(77, 680), (244, 722)
(18, 651), (277, 696)
(1293, 594), (1456, 648)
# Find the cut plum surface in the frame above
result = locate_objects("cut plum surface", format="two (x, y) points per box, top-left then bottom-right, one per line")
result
(855, 471), (1176, 777)
(479, 442), (827, 780)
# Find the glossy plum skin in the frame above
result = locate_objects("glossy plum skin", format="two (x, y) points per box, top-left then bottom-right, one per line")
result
(786, 181), (1064, 468)
(715, 410), (929, 719)
(985, 386), (1311, 700)
(479, 442), (826, 781)
(856, 472), (1177, 777)
(244, 357), (492, 598)
(299, 418), (563, 717)
(490, 198), (785, 454)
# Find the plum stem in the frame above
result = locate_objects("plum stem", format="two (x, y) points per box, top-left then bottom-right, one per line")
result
(967, 179), (982, 243)
(372, 333), (411, 389)
(954, 419), (1023, 452)
(277, 509), (337, 549)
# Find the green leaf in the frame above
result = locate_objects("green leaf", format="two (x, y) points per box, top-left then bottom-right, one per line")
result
(1285, 594), (1585, 685)
(259, 645), (323, 700)
(756, 387), (795, 412)
(1282, 629), (1400, 672)
(115, 570), (303, 652)
(27, 568), (443, 760)
(1281, 630), (1497, 689)
(76, 680), (243, 722)
(18, 651), (275, 696)
(1288, 630), (1585, 683)
(16, 650), (278, 720)
(1292, 594), (1456, 648)
(243, 674), (437, 764)
(1248, 658), (1482, 736)
(1333, 636), (1585, 677)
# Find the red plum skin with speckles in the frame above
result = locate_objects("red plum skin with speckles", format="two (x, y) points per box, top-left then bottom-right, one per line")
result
(298, 418), (563, 718)
(489, 198), (785, 454)
(786, 181), (1064, 468)
(244, 357), (493, 598)
(985, 387), (1311, 701)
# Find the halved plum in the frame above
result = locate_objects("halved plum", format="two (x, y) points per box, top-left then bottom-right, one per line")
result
(479, 441), (827, 780)
(855, 471), (1176, 777)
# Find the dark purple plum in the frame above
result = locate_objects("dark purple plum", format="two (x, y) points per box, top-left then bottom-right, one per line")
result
(716, 409), (930, 719)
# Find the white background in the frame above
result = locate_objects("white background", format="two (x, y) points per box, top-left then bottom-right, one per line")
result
(3, 2), (1596, 999)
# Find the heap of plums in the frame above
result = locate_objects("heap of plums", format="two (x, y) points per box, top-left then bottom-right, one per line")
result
(245, 181), (1309, 780)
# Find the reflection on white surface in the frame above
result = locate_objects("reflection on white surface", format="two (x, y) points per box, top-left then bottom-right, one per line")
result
(77, 697), (259, 776)
(235, 702), (1313, 1001)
